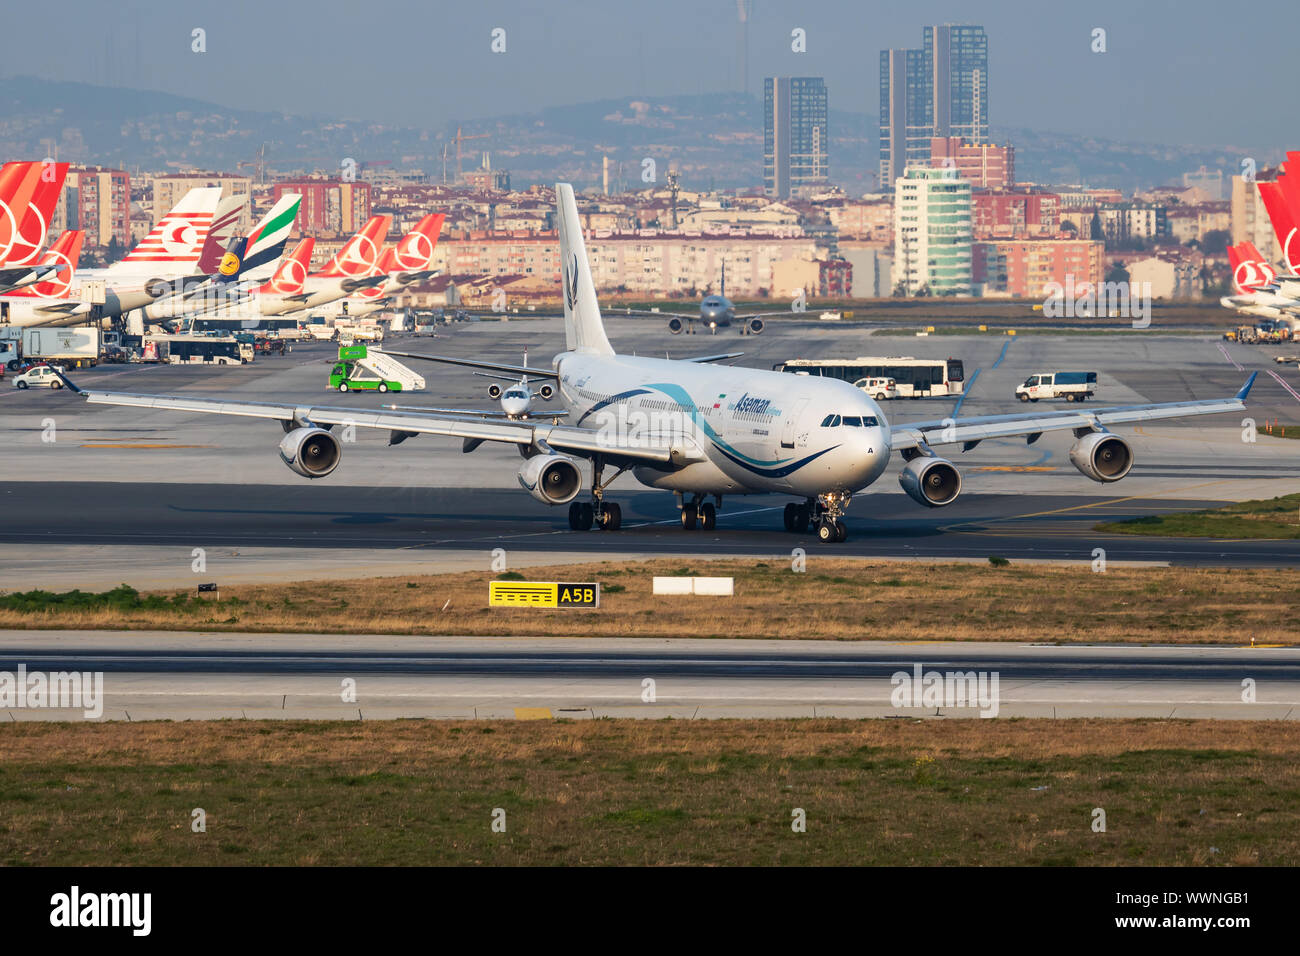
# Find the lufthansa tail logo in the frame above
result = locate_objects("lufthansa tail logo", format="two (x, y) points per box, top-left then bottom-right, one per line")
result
(218, 252), (241, 276)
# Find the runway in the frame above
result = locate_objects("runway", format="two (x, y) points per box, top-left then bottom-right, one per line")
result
(1, 631), (1296, 720)
(1, 481), (1300, 574)
(2, 323), (1299, 586)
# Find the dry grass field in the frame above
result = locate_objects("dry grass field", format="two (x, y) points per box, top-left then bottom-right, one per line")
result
(0, 559), (1296, 644)
(1, 719), (1296, 866)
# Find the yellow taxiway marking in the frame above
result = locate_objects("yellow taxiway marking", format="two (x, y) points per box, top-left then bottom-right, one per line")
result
(78, 443), (215, 449)
(513, 707), (553, 721)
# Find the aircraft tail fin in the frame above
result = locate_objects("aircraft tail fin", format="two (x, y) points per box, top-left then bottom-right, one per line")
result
(5, 230), (83, 298)
(237, 193), (300, 274)
(116, 187), (222, 271)
(1257, 181), (1300, 273)
(318, 215), (391, 277)
(195, 194), (249, 275)
(392, 213), (445, 271)
(0, 160), (68, 266)
(555, 182), (613, 355)
(263, 237), (315, 295)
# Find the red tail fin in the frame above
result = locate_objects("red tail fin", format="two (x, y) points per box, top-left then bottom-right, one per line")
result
(1258, 181), (1300, 273)
(392, 213), (445, 271)
(0, 162), (44, 265)
(5, 230), (83, 298)
(317, 215), (391, 277)
(263, 238), (315, 295)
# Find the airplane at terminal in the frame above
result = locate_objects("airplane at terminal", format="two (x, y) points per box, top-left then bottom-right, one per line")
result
(57, 183), (1259, 543)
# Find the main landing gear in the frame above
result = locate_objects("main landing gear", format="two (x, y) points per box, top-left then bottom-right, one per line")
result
(568, 457), (628, 531)
(679, 493), (719, 531)
(784, 492), (851, 542)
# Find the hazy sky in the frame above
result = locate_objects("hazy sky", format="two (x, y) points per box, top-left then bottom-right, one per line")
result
(3, 0), (1296, 150)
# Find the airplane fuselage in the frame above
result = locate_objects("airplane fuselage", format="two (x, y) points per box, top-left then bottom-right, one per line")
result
(553, 352), (890, 497)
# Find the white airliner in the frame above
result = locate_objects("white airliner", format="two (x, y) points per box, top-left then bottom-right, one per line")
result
(56, 184), (1258, 543)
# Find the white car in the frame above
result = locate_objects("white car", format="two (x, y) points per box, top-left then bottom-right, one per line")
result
(12, 366), (64, 389)
(855, 376), (898, 400)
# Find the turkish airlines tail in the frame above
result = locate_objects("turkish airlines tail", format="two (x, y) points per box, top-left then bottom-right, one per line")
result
(316, 215), (391, 277)
(0, 160), (69, 266)
(261, 238), (315, 296)
(3, 231), (84, 299)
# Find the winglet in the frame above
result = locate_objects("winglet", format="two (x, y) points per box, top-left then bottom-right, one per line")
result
(53, 369), (85, 395)
(1236, 371), (1259, 401)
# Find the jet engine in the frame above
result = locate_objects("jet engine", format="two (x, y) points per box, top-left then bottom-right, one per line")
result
(667, 317), (684, 335)
(745, 318), (764, 335)
(487, 383), (503, 399)
(538, 383), (554, 400)
(517, 454), (582, 505)
(144, 277), (173, 299)
(898, 456), (962, 507)
(1069, 432), (1133, 482)
(279, 427), (342, 478)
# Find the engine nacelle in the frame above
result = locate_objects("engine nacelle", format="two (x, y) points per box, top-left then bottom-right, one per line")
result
(517, 454), (582, 505)
(144, 277), (173, 299)
(279, 427), (341, 478)
(487, 383), (503, 399)
(667, 317), (684, 335)
(1069, 432), (1133, 483)
(746, 317), (764, 335)
(898, 456), (962, 507)
(538, 383), (554, 400)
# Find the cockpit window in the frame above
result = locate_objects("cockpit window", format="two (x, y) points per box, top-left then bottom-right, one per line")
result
(820, 414), (834, 427)
(842, 416), (861, 427)
(861, 416), (878, 427)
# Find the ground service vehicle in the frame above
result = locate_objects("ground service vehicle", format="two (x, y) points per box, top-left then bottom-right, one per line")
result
(329, 345), (425, 393)
(21, 326), (99, 369)
(1016, 371), (1097, 402)
(145, 334), (253, 365)
(12, 365), (64, 389)
(855, 376), (898, 400)
(775, 356), (964, 398)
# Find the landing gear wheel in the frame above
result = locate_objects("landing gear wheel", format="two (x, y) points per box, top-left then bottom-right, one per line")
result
(569, 501), (594, 531)
(834, 520), (847, 543)
(783, 502), (797, 532)
(338, 382), (349, 392)
(795, 505), (811, 533)
(599, 502), (622, 531)
(699, 502), (716, 531)
(680, 507), (697, 530)
(817, 520), (836, 543)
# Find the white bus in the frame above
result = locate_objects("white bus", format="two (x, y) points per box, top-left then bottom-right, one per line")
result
(773, 356), (965, 398)
(145, 334), (253, 365)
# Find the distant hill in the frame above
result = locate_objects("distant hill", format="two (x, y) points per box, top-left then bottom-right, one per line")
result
(0, 76), (1259, 193)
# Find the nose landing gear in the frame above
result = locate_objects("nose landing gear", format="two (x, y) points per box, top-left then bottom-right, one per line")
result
(785, 493), (850, 542)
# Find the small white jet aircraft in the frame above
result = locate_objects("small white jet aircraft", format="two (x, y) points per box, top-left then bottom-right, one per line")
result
(56, 184), (1258, 542)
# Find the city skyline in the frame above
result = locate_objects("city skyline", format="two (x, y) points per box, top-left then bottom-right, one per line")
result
(0, 0), (1295, 155)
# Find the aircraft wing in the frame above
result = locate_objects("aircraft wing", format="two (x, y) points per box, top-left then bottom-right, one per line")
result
(380, 350), (561, 380)
(732, 310), (798, 319)
(685, 352), (744, 363)
(382, 403), (568, 420)
(618, 307), (699, 320)
(56, 377), (681, 464)
(889, 374), (1257, 451)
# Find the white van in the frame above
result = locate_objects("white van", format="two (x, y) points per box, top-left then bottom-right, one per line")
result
(1016, 371), (1097, 403)
(854, 376), (898, 400)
